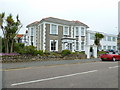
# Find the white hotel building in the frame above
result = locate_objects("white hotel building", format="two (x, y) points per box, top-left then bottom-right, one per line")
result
(26, 17), (118, 52)
(87, 30), (117, 51)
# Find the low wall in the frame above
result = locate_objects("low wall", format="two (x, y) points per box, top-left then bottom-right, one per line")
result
(1, 54), (87, 63)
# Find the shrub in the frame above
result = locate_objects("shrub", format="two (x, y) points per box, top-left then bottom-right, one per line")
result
(24, 46), (37, 55)
(44, 50), (50, 56)
(98, 51), (106, 55)
(14, 43), (25, 54)
(61, 50), (71, 56)
(79, 51), (85, 54)
(36, 50), (44, 56)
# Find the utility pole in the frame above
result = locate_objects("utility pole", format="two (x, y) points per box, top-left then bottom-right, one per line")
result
(118, 1), (120, 53)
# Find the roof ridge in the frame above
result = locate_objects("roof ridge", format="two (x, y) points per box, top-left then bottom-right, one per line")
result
(42, 17), (72, 22)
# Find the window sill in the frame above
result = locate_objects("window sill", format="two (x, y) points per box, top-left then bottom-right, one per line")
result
(63, 34), (69, 36)
(49, 34), (58, 36)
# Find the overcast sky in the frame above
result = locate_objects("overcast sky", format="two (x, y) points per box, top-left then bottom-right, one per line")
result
(0, 0), (119, 36)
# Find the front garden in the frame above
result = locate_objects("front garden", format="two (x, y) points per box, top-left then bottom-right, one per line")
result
(1, 45), (87, 63)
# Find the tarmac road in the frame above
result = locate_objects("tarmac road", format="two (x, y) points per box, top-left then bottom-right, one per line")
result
(2, 59), (119, 88)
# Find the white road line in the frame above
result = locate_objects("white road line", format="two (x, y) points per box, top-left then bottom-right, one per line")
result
(11, 70), (98, 86)
(108, 66), (119, 69)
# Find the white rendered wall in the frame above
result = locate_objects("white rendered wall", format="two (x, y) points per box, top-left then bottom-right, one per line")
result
(87, 30), (117, 51)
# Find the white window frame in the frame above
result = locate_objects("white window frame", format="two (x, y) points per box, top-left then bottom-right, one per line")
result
(50, 24), (58, 35)
(90, 33), (95, 40)
(75, 27), (79, 36)
(50, 40), (58, 51)
(31, 27), (34, 36)
(108, 46), (111, 50)
(113, 46), (116, 50)
(81, 42), (84, 51)
(76, 41), (79, 51)
(107, 36), (111, 41)
(103, 46), (106, 50)
(112, 37), (116, 42)
(81, 27), (85, 36)
(63, 26), (69, 35)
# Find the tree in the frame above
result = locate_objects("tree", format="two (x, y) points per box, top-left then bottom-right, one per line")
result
(0, 13), (22, 53)
(94, 33), (104, 51)
(0, 12), (5, 26)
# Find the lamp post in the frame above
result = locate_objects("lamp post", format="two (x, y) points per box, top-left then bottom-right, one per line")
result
(118, 32), (120, 52)
(116, 26), (120, 52)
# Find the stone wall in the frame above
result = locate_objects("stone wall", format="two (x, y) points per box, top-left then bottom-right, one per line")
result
(1, 54), (87, 63)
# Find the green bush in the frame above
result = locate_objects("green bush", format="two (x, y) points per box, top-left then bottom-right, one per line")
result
(14, 43), (25, 54)
(24, 46), (37, 55)
(71, 51), (79, 54)
(98, 51), (106, 55)
(61, 50), (71, 56)
(71, 51), (85, 54)
(36, 50), (44, 56)
(79, 51), (85, 54)
(44, 50), (50, 56)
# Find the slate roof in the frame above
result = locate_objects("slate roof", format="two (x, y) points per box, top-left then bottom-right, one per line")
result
(27, 17), (89, 28)
(41, 17), (89, 28)
(26, 21), (39, 27)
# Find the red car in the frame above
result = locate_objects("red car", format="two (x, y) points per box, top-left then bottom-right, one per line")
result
(100, 52), (120, 61)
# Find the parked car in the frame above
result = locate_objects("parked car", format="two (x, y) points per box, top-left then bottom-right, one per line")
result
(100, 51), (120, 61)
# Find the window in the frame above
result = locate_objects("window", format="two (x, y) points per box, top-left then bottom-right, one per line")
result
(31, 36), (33, 41)
(81, 36), (85, 41)
(103, 36), (106, 41)
(107, 36), (111, 41)
(76, 27), (79, 36)
(98, 46), (102, 50)
(50, 40), (58, 51)
(63, 26), (69, 35)
(76, 42), (79, 50)
(51, 41), (56, 51)
(108, 46), (111, 50)
(50, 24), (58, 35)
(103, 46), (106, 50)
(112, 37), (116, 42)
(81, 46), (84, 50)
(81, 42), (84, 50)
(81, 45), (84, 50)
(31, 28), (34, 36)
(90, 33), (95, 40)
(24, 36), (26, 41)
(81, 27), (85, 36)
(68, 43), (72, 51)
(113, 46), (116, 50)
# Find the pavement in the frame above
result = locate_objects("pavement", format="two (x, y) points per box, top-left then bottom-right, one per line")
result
(2, 58), (101, 70)
(2, 60), (119, 88)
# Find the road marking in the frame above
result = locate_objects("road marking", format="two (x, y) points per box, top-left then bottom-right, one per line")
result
(11, 70), (98, 86)
(108, 66), (119, 69)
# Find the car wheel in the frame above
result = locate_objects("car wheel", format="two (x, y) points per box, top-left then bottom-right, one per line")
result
(113, 57), (116, 61)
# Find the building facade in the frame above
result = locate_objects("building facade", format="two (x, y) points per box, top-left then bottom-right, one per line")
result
(26, 17), (118, 52)
(87, 30), (117, 51)
(15, 30), (29, 46)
